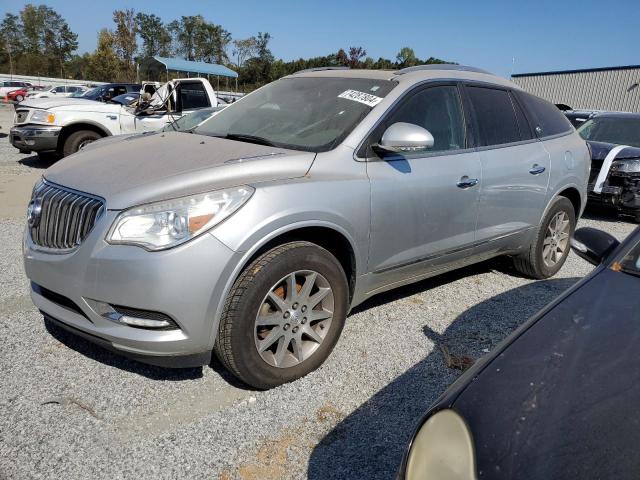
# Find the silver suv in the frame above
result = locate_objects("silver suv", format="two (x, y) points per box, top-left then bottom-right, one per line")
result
(23, 66), (589, 389)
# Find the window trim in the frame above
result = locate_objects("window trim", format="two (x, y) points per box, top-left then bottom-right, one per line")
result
(355, 80), (472, 161)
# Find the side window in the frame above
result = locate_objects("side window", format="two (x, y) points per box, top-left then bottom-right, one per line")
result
(113, 86), (127, 96)
(517, 91), (572, 138)
(54, 86), (66, 93)
(466, 86), (522, 146)
(511, 93), (534, 140)
(179, 82), (211, 110)
(381, 85), (466, 153)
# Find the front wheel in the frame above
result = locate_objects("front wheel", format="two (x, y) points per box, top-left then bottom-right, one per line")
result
(62, 130), (101, 157)
(214, 241), (349, 389)
(15, 94), (24, 102)
(513, 197), (576, 279)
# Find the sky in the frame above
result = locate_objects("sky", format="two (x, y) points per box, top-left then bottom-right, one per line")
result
(2, 0), (640, 78)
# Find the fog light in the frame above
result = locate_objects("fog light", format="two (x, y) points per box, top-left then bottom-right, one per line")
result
(85, 299), (178, 330)
(25, 139), (35, 146)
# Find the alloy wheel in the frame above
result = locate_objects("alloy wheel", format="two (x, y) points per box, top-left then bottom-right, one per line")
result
(542, 211), (571, 267)
(254, 270), (334, 368)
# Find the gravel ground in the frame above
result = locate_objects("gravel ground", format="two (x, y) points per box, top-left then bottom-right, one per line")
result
(0, 103), (636, 479)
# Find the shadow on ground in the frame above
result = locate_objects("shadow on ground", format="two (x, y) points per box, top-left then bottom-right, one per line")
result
(19, 155), (57, 169)
(307, 276), (579, 480)
(582, 205), (638, 225)
(44, 318), (203, 381)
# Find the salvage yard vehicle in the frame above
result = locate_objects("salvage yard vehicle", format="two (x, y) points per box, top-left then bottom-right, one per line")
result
(10, 78), (217, 159)
(23, 65), (589, 389)
(397, 225), (639, 480)
(27, 84), (88, 99)
(5, 87), (30, 103)
(0, 80), (32, 97)
(577, 112), (640, 222)
(70, 83), (141, 101)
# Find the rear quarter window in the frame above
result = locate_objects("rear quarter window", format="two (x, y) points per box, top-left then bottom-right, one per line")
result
(517, 91), (573, 138)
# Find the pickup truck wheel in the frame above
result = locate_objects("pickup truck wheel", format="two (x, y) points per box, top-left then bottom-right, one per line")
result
(62, 130), (101, 156)
(214, 241), (348, 389)
(513, 197), (576, 279)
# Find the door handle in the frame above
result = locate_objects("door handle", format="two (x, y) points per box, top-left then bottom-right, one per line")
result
(457, 176), (479, 189)
(529, 164), (546, 175)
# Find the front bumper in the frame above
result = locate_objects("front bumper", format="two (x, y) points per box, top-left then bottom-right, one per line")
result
(23, 209), (243, 367)
(588, 171), (640, 217)
(10, 125), (61, 153)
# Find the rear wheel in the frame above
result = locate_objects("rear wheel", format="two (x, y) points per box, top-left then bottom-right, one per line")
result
(62, 130), (101, 157)
(15, 94), (24, 102)
(214, 241), (348, 389)
(513, 197), (576, 279)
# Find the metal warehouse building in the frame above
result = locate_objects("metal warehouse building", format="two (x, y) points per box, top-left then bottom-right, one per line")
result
(512, 65), (640, 113)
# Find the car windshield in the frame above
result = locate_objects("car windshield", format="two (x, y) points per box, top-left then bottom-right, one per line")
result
(577, 116), (640, 147)
(194, 77), (396, 152)
(163, 108), (219, 132)
(620, 236), (640, 275)
(79, 87), (103, 99)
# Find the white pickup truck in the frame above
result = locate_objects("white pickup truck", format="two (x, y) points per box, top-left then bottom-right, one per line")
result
(10, 78), (218, 159)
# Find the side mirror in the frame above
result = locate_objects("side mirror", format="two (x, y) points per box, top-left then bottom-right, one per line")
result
(375, 122), (434, 154)
(570, 227), (620, 266)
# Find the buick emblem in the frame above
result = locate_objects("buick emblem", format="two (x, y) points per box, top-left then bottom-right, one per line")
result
(27, 197), (43, 228)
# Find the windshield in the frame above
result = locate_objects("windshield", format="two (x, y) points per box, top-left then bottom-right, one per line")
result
(577, 116), (640, 147)
(620, 236), (640, 275)
(194, 77), (396, 152)
(78, 86), (102, 99)
(163, 108), (218, 132)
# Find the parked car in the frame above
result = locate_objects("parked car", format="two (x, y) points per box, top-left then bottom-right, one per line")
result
(0, 80), (32, 97)
(72, 83), (142, 102)
(27, 85), (88, 99)
(10, 78), (216, 158)
(576, 112), (640, 222)
(563, 108), (597, 128)
(23, 65), (589, 389)
(109, 92), (141, 106)
(6, 87), (30, 102)
(397, 225), (638, 479)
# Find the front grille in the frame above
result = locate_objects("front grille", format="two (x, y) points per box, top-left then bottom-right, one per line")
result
(30, 182), (104, 251)
(15, 109), (29, 123)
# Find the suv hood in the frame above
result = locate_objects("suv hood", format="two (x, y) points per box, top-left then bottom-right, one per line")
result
(44, 132), (315, 209)
(587, 140), (640, 162)
(20, 97), (120, 112)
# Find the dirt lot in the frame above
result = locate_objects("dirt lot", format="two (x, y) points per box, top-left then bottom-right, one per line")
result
(0, 102), (635, 479)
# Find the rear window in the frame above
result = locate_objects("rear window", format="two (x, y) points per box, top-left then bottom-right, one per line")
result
(180, 82), (211, 110)
(467, 86), (522, 146)
(518, 91), (573, 138)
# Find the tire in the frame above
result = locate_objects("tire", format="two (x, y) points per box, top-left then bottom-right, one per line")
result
(15, 94), (23, 102)
(214, 241), (349, 389)
(513, 197), (576, 279)
(62, 130), (101, 157)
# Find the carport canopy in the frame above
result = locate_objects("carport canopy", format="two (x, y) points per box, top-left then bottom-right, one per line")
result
(139, 56), (238, 88)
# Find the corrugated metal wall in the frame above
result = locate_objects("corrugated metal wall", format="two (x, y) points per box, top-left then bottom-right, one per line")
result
(512, 67), (640, 112)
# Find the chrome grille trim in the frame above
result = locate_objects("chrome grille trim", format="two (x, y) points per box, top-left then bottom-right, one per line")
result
(29, 181), (105, 253)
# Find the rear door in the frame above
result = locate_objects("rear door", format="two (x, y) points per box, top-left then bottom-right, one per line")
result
(464, 84), (550, 245)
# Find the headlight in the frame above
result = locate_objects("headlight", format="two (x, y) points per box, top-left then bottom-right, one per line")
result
(30, 109), (56, 124)
(405, 409), (476, 480)
(107, 186), (254, 250)
(613, 159), (640, 173)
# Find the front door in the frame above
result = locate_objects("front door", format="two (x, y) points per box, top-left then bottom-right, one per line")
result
(365, 84), (482, 289)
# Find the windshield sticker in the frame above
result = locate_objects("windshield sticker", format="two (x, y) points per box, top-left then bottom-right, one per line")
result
(338, 89), (383, 107)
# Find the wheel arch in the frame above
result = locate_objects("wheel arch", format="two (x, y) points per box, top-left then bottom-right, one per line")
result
(556, 186), (582, 219)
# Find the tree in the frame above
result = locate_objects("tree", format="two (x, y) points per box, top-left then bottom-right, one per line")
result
(396, 47), (417, 68)
(43, 12), (78, 77)
(194, 22), (231, 63)
(347, 46), (366, 68)
(232, 37), (258, 68)
(0, 13), (23, 75)
(88, 29), (120, 81)
(112, 9), (137, 81)
(135, 13), (171, 57)
(168, 15), (204, 61)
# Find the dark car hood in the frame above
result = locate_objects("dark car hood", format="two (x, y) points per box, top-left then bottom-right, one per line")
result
(44, 132), (315, 209)
(452, 268), (640, 478)
(587, 140), (640, 162)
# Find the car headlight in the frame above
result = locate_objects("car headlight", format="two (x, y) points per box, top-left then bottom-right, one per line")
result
(106, 186), (254, 250)
(30, 109), (56, 124)
(613, 159), (640, 173)
(405, 409), (476, 480)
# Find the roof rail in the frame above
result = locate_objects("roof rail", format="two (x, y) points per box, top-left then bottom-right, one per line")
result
(293, 66), (350, 74)
(395, 64), (492, 75)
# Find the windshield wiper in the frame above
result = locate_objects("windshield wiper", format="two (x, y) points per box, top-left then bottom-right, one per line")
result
(224, 133), (275, 147)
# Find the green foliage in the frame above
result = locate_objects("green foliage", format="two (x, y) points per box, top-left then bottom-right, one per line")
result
(0, 5), (453, 91)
